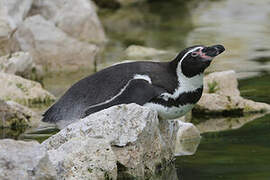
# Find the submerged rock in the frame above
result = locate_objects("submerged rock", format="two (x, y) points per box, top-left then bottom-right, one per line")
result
(0, 139), (57, 180)
(0, 72), (55, 107)
(193, 70), (270, 116)
(47, 137), (117, 180)
(10, 15), (98, 73)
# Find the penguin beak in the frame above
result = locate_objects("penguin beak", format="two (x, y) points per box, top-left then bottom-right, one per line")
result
(201, 45), (225, 60)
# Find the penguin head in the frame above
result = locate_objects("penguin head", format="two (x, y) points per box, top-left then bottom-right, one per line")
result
(174, 45), (225, 78)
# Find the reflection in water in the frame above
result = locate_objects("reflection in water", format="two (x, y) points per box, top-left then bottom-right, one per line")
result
(239, 72), (270, 104)
(174, 137), (201, 157)
(176, 114), (270, 180)
(193, 113), (267, 133)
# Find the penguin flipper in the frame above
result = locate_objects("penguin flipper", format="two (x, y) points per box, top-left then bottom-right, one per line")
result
(82, 79), (165, 118)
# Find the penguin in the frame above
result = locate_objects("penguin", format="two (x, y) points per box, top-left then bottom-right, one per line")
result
(42, 45), (225, 126)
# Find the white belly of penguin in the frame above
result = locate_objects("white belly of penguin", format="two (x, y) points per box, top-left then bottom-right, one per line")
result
(143, 102), (194, 120)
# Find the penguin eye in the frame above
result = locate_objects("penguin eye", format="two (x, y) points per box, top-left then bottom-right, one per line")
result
(191, 52), (199, 57)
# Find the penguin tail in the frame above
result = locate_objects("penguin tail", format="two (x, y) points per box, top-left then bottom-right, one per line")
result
(42, 104), (61, 123)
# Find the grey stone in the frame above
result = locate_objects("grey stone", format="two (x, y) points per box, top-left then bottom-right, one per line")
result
(10, 15), (98, 73)
(0, 139), (57, 180)
(42, 104), (169, 178)
(47, 137), (117, 180)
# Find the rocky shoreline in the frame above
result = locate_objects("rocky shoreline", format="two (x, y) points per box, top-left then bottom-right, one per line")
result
(1, 0), (270, 179)
(1, 69), (269, 179)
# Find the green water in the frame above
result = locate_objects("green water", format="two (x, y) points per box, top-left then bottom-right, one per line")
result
(176, 114), (270, 180)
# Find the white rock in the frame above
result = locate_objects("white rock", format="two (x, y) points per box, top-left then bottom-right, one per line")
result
(11, 15), (98, 73)
(42, 103), (174, 178)
(47, 137), (117, 180)
(32, 0), (107, 44)
(0, 72), (55, 107)
(125, 45), (169, 58)
(194, 70), (270, 115)
(0, 139), (57, 180)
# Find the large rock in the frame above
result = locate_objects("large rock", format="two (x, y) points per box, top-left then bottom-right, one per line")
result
(193, 71), (270, 115)
(0, 72), (55, 107)
(42, 104), (168, 178)
(42, 103), (201, 178)
(47, 137), (117, 180)
(0, 51), (43, 81)
(10, 15), (98, 73)
(0, 139), (57, 180)
(0, 0), (33, 56)
(32, 0), (107, 44)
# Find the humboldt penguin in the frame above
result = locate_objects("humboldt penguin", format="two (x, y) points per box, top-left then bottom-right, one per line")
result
(42, 45), (225, 126)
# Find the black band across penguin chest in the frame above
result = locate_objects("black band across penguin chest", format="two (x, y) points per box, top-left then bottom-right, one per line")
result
(150, 86), (203, 107)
